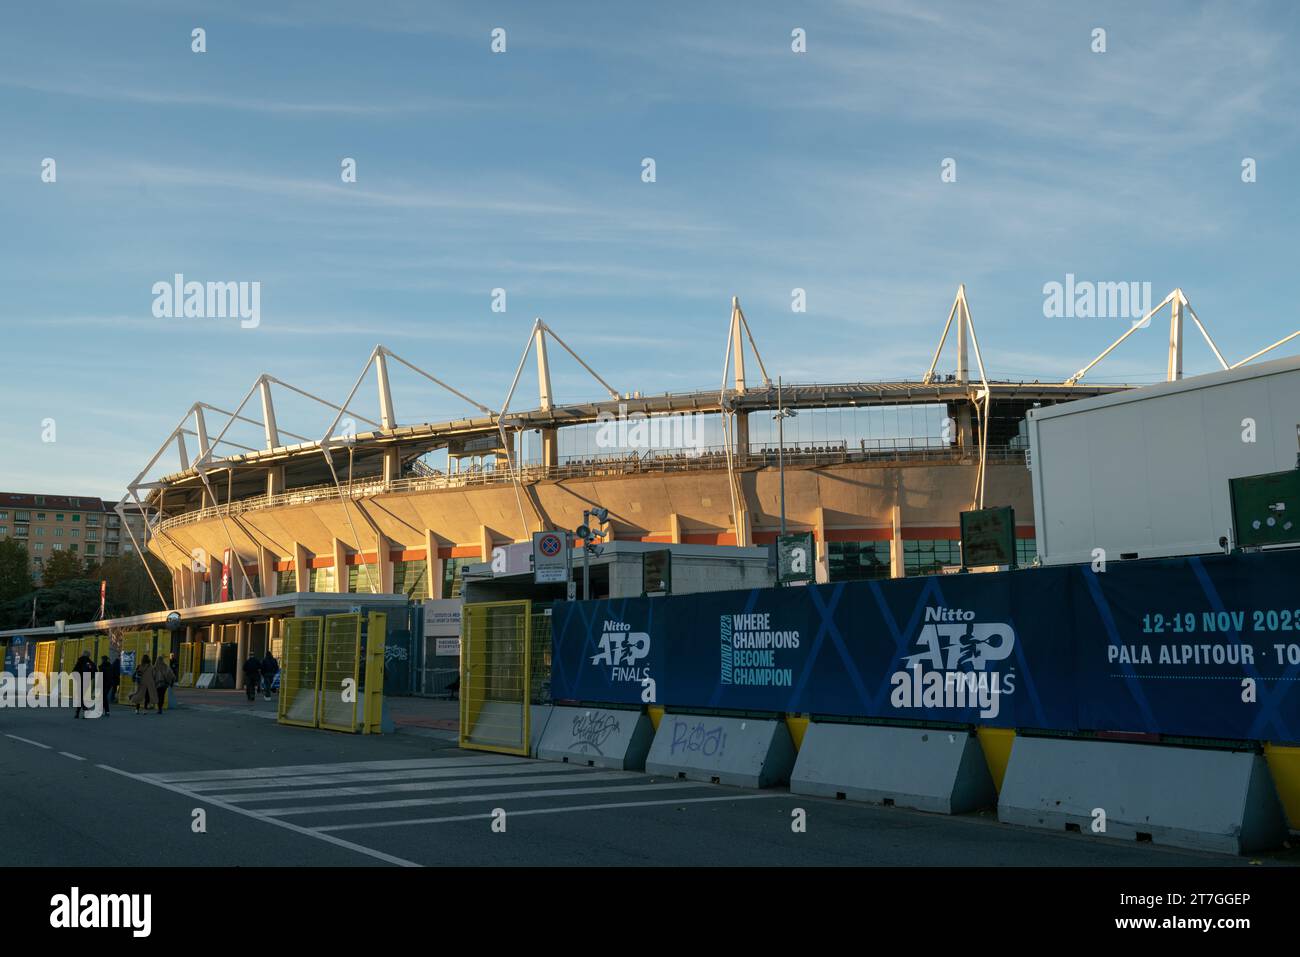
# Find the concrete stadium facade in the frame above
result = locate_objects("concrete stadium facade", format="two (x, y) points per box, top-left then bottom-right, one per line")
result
(129, 294), (1130, 608)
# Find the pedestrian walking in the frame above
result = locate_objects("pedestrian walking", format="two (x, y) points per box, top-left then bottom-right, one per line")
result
(130, 655), (158, 714)
(260, 650), (279, 700)
(73, 650), (96, 719)
(98, 655), (117, 716)
(242, 654), (262, 702)
(152, 655), (175, 714)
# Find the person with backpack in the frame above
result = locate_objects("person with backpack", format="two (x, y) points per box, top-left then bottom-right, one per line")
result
(260, 650), (279, 700)
(98, 655), (117, 717)
(72, 650), (97, 719)
(242, 654), (262, 702)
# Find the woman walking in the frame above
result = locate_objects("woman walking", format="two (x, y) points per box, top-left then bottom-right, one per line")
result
(152, 655), (176, 714)
(130, 655), (158, 714)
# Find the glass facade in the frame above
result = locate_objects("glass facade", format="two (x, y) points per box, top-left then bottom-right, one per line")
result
(276, 568), (296, 593)
(1016, 538), (1037, 567)
(442, 557), (476, 598)
(347, 563), (379, 593)
(826, 540), (892, 582)
(310, 566), (336, 593)
(393, 560), (429, 601)
(903, 539), (962, 576)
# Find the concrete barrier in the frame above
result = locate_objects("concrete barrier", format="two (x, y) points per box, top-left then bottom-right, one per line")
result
(529, 705), (553, 757)
(998, 736), (1288, 854)
(645, 713), (795, 788)
(791, 723), (995, 813)
(536, 706), (654, 770)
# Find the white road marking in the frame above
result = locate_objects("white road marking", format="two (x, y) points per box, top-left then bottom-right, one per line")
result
(316, 792), (784, 832)
(96, 763), (421, 868)
(5, 734), (51, 750)
(221, 770), (633, 804)
(146, 755), (527, 784)
(185, 761), (587, 793)
(261, 780), (703, 817)
(58, 752), (86, 761)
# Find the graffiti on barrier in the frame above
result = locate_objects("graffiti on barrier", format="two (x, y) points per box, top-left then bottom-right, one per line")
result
(669, 720), (726, 757)
(569, 711), (621, 755)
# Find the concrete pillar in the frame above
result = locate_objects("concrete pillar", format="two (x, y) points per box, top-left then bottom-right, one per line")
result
(480, 525), (493, 566)
(669, 512), (683, 545)
(425, 530), (445, 600)
(734, 413), (750, 463)
(267, 465), (285, 498)
(258, 545), (276, 597)
(540, 428), (559, 469)
(332, 538), (348, 593)
(378, 535), (395, 593)
(890, 505), (904, 578)
(235, 621), (248, 690)
(814, 507), (829, 584)
(293, 542), (309, 593)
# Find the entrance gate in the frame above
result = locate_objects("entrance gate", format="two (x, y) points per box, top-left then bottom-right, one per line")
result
(277, 612), (386, 733)
(459, 600), (532, 755)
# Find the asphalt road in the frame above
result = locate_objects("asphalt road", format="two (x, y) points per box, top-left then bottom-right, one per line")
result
(2, 697), (1297, 868)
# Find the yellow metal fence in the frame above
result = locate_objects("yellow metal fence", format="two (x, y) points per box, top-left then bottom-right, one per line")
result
(460, 600), (532, 755)
(277, 612), (386, 733)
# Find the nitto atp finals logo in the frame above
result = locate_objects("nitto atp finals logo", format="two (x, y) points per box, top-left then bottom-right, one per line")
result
(890, 605), (1016, 718)
(590, 620), (651, 683)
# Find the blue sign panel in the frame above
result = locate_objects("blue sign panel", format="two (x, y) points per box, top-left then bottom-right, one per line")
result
(551, 550), (1300, 744)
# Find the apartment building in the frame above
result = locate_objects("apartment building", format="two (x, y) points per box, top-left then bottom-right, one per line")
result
(0, 493), (149, 583)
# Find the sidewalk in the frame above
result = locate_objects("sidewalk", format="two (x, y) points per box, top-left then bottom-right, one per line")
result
(173, 688), (460, 735)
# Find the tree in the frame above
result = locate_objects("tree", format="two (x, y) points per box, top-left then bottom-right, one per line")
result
(94, 553), (169, 617)
(41, 549), (87, 587)
(0, 539), (30, 605)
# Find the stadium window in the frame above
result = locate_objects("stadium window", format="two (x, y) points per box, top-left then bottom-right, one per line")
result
(442, 557), (475, 598)
(827, 540), (892, 582)
(393, 560), (429, 601)
(277, 569), (296, 594)
(347, 563), (379, 593)
(310, 566), (336, 593)
(903, 539), (962, 576)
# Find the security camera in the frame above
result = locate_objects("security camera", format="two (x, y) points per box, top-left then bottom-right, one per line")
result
(591, 507), (609, 524)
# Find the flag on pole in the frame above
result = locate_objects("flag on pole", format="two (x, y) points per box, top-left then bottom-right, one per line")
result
(220, 549), (231, 602)
(98, 580), (106, 620)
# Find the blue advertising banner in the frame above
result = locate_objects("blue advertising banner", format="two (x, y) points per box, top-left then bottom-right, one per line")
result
(550, 550), (1300, 743)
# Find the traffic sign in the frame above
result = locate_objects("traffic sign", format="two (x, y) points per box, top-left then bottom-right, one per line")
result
(533, 531), (568, 584)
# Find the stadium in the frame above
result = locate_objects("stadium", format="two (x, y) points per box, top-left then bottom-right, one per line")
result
(124, 286), (1145, 611)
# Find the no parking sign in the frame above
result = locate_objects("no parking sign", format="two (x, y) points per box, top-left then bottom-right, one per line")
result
(533, 531), (567, 584)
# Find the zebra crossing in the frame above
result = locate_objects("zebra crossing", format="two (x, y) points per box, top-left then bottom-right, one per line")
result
(134, 754), (775, 845)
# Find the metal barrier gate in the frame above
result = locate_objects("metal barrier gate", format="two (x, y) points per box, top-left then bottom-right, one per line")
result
(277, 612), (386, 733)
(460, 600), (532, 755)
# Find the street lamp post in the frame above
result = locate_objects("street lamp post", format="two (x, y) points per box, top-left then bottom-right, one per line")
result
(774, 377), (797, 536)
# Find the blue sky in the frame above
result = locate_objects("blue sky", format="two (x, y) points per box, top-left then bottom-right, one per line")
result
(2, 0), (1299, 498)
